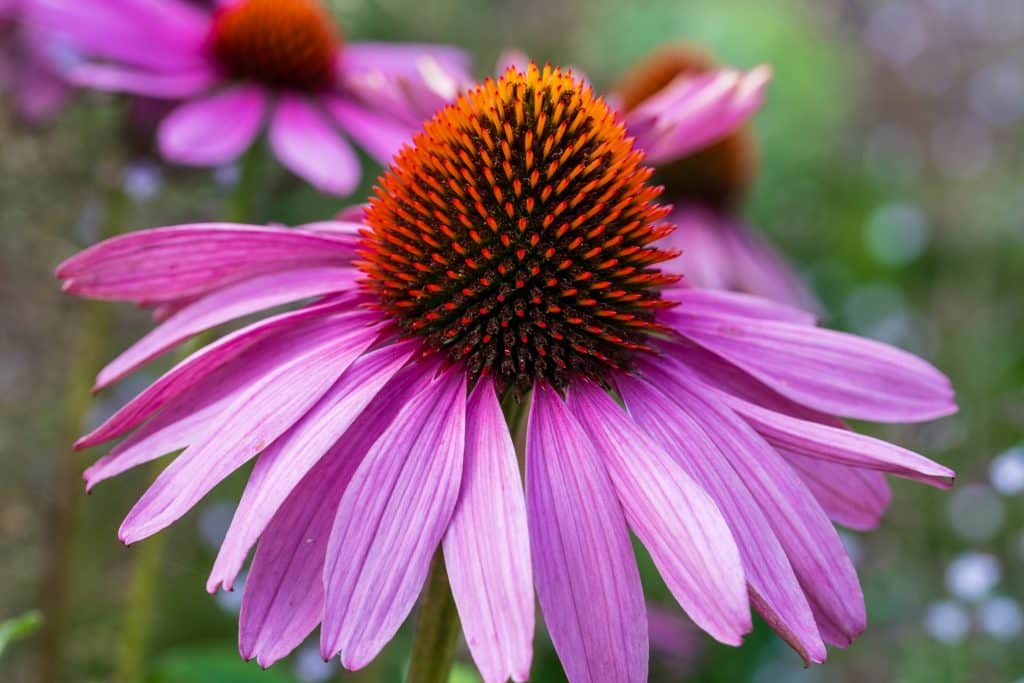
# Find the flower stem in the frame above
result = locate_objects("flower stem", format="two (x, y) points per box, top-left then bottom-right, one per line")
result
(37, 183), (127, 683)
(227, 142), (265, 223)
(406, 553), (461, 683)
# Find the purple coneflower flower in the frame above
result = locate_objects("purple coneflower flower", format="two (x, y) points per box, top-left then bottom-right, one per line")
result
(59, 64), (956, 681)
(29, 0), (469, 195)
(0, 0), (70, 122)
(612, 44), (819, 309)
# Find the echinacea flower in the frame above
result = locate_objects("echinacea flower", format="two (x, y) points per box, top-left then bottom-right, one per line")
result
(59, 64), (957, 681)
(612, 44), (819, 310)
(29, 0), (469, 195)
(0, 0), (70, 123)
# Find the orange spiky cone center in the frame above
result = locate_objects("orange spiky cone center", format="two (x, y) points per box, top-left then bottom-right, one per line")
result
(211, 0), (339, 91)
(615, 44), (758, 210)
(359, 64), (680, 394)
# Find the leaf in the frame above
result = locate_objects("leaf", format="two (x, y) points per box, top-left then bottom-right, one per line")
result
(151, 646), (302, 683)
(0, 610), (42, 659)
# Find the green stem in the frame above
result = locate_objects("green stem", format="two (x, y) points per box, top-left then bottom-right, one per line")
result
(113, 463), (167, 683)
(406, 553), (461, 683)
(227, 142), (265, 223)
(37, 184), (127, 683)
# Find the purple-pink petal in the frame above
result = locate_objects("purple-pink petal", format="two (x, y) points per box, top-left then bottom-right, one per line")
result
(95, 266), (357, 390)
(443, 377), (534, 683)
(323, 95), (414, 165)
(526, 384), (647, 683)
(321, 369), (466, 670)
(118, 313), (380, 544)
(207, 341), (414, 592)
(666, 287), (815, 326)
(158, 86), (267, 167)
(667, 310), (957, 423)
(642, 361), (866, 647)
(617, 374), (826, 664)
(269, 95), (360, 196)
(239, 359), (437, 667)
(65, 62), (218, 98)
(76, 300), (365, 449)
(57, 224), (357, 303)
(782, 454), (892, 532)
(568, 382), (751, 646)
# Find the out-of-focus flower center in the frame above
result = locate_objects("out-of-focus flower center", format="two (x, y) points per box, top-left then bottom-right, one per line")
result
(359, 64), (680, 394)
(616, 44), (757, 210)
(211, 0), (339, 91)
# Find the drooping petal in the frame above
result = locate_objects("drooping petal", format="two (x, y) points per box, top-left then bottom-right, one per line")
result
(269, 95), (360, 196)
(443, 377), (533, 683)
(709, 382), (955, 488)
(29, 0), (211, 72)
(781, 453), (892, 532)
(321, 370), (466, 670)
(666, 310), (957, 423)
(717, 218), (822, 314)
(526, 384), (647, 683)
(57, 224), (358, 302)
(568, 382), (750, 645)
(666, 286), (815, 326)
(208, 341), (415, 592)
(95, 267), (358, 389)
(323, 96), (413, 165)
(76, 299), (364, 448)
(617, 375), (826, 664)
(117, 313), (379, 544)
(64, 62), (218, 98)
(158, 86), (267, 167)
(240, 360), (437, 668)
(638, 363), (866, 647)
(628, 66), (771, 165)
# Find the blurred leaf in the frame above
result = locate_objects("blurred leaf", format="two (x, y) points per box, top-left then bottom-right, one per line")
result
(0, 610), (42, 659)
(150, 647), (301, 683)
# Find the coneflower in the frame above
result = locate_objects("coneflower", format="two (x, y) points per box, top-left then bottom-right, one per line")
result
(29, 0), (469, 195)
(58, 64), (956, 682)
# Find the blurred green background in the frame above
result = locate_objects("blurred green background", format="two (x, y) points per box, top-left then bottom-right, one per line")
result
(2, 0), (1023, 681)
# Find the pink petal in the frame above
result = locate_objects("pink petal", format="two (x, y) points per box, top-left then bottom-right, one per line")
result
(342, 42), (471, 81)
(65, 62), (218, 98)
(95, 267), (358, 390)
(628, 66), (771, 165)
(711, 381), (955, 488)
(57, 224), (358, 302)
(666, 287), (815, 326)
(717, 218), (822, 314)
(76, 300), (365, 449)
(568, 382), (750, 645)
(526, 384), (647, 683)
(617, 374), (826, 664)
(638, 362), (866, 647)
(158, 86), (267, 167)
(782, 453), (892, 531)
(323, 96), (414, 165)
(321, 370), (466, 670)
(668, 311), (957, 423)
(240, 359), (437, 667)
(269, 95), (360, 196)
(443, 377), (533, 683)
(29, 0), (211, 72)
(118, 313), (380, 544)
(207, 341), (415, 592)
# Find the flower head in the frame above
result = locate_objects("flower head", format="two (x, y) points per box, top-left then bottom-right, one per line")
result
(59, 64), (957, 682)
(29, 0), (471, 195)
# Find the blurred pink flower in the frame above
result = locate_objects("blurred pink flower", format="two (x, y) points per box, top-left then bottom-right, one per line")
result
(0, 0), (70, 123)
(612, 44), (819, 310)
(29, 0), (470, 195)
(58, 65), (956, 681)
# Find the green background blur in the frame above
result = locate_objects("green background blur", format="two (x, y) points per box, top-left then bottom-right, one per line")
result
(2, 0), (1023, 681)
